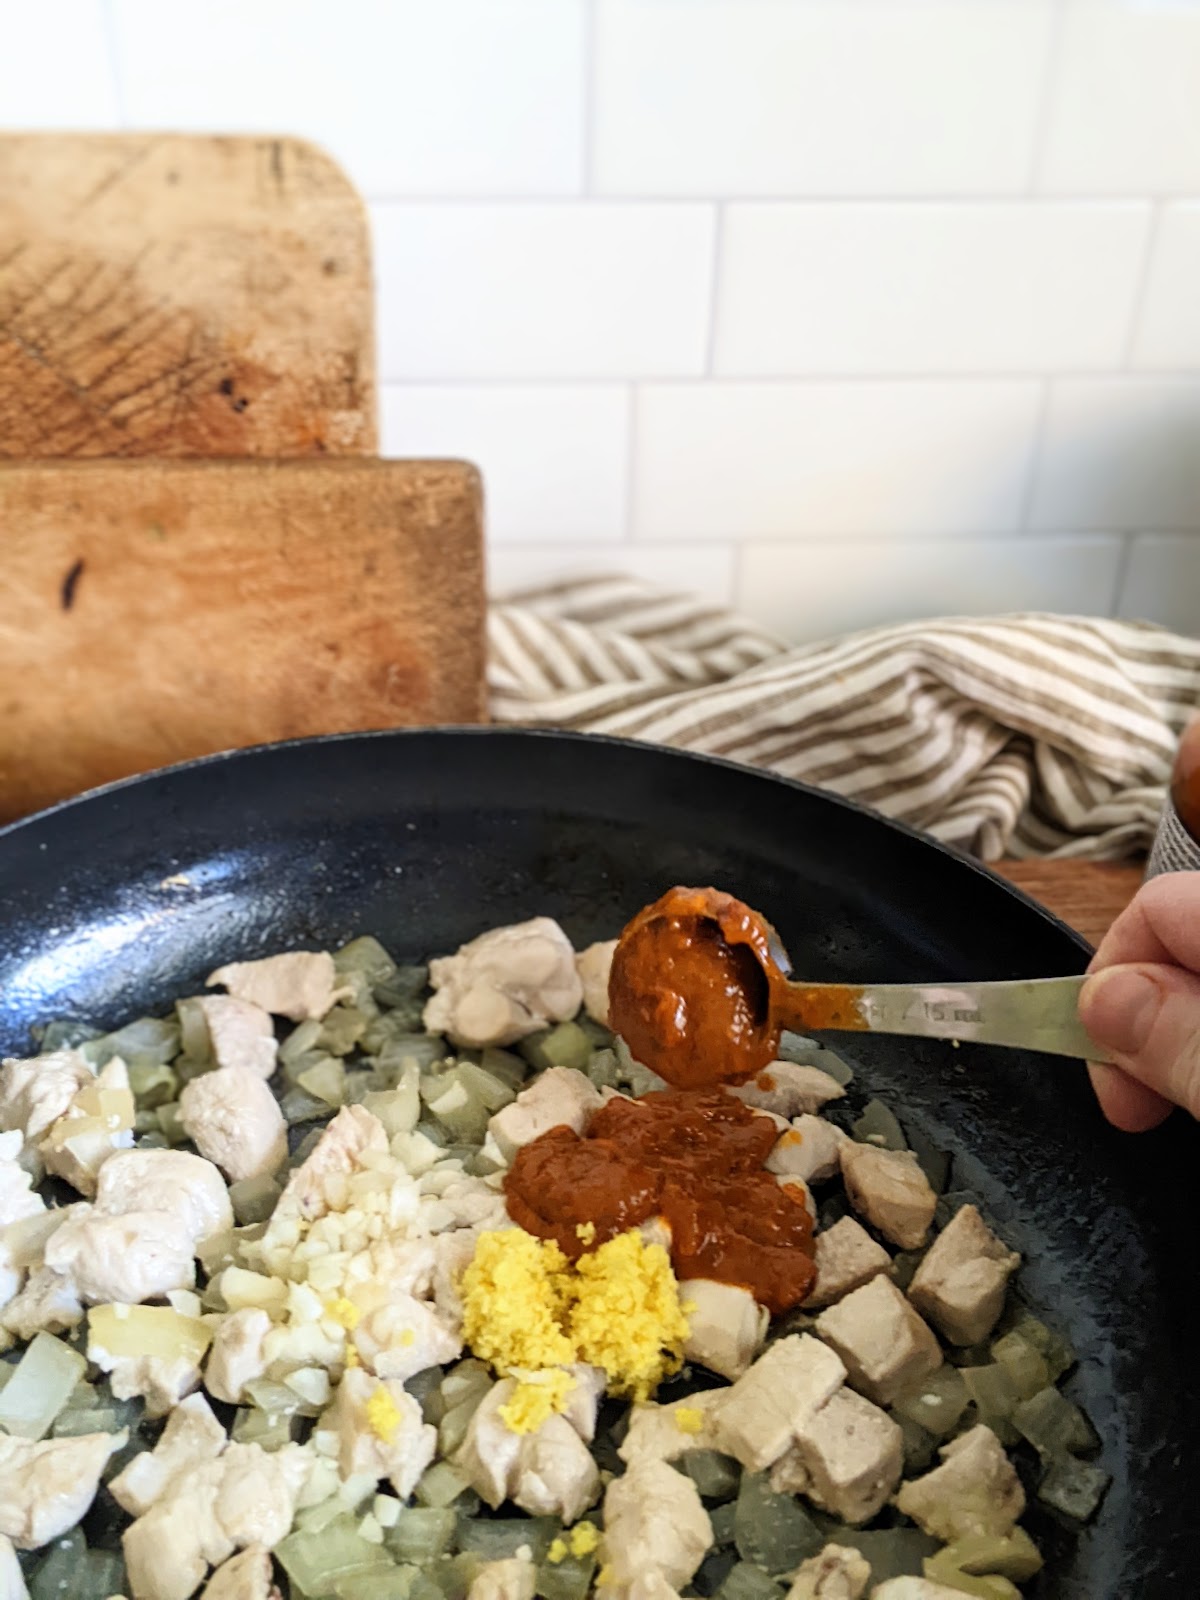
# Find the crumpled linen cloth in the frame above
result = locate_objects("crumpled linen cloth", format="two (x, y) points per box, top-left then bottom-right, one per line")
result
(488, 577), (1200, 862)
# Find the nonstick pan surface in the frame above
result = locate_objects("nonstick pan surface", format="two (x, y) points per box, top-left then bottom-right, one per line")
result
(0, 728), (1194, 1596)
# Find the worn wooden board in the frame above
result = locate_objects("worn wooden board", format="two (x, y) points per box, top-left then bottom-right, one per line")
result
(995, 860), (1143, 948)
(0, 459), (484, 821)
(0, 134), (375, 457)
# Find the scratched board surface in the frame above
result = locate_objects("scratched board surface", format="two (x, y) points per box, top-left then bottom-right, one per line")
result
(0, 459), (486, 821)
(0, 134), (375, 456)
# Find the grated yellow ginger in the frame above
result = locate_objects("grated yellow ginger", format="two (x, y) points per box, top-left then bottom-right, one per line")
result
(365, 1383), (402, 1442)
(460, 1230), (575, 1374)
(575, 1221), (596, 1246)
(546, 1522), (601, 1565)
(326, 1296), (360, 1330)
(499, 1368), (577, 1435)
(673, 1406), (705, 1435)
(570, 1231), (688, 1402)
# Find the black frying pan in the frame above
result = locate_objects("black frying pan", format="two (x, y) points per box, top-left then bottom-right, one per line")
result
(0, 728), (1194, 1597)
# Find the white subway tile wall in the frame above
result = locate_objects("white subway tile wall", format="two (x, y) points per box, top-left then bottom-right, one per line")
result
(6, 0), (1200, 641)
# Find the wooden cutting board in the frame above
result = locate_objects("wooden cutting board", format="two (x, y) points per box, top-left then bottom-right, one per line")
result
(0, 134), (375, 457)
(0, 458), (485, 822)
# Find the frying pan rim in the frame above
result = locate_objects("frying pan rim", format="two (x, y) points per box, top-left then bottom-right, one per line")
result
(0, 724), (1097, 960)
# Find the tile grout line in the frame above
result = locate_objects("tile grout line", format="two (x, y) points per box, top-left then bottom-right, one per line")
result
(377, 370), (1200, 389)
(363, 192), (1176, 208)
(1024, 0), (1069, 196)
(1120, 201), (1163, 369)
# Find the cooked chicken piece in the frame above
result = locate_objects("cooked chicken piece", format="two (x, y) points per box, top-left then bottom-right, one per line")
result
(201, 1547), (278, 1600)
(0, 1267), (83, 1340)
(96, 1149), (233, 1248)
(785, 1544), (871, 1600)
(679, 1280), (767, 1380)
(458, 1380), (526, 1507)
(123, 1443), (311, 1600)
(431, 1228), (479, 1326)
(205, 1308), (271, 1404)
(352, 1294), (463, 1382)
(714, 1335), (846, 1473)
(207, 952), (349, 1023)
(559, 1363), (607, 1442)
(513, 1413), (600, 1522)
(839, 1145), (936, 1252)
(869, 1584), (965, 1600)
(575, 940), (616, 1028)
(40, 1058), (135, 1196)
(602, 1460), (712, 1593)
(321, 1368), (436, 1498)
(487, 1067), (603, 1161)
(111, 1393), (227, 1518)
(189, 997), (277, 1080)
(728, 1063), (845, 1120)
(638, 1215), (672, 1253)
(618, 1391), (727, 1465)
(271, 1104), (388, 1226)
(778, 1116), (847, 1185)
(467, 1558), (537, 1600)
(179, 1069), (287, 1185)
(907, 1205), (1021, 1347)
(97, 1350), (203, 1418)
(45, 1207), (195, 1305)
(775, 1174), (817, 1223)
(0, 1533), (28, 1600)
(815, 1277), (941, 1408)
(776, 1388), (903, 1524)
(0, 1050), (94, 1172)
(623, 1577), (684, 1600)
(424, 918), (584, 1049)
(804, 1218), (892, 1311)
(0, 1431), (125, 1548)
(0, 1131), (44, 1227)
(894, 1425), (1025, 1542)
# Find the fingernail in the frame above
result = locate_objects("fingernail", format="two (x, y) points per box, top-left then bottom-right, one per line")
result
(1079, 967), (1161, 1056)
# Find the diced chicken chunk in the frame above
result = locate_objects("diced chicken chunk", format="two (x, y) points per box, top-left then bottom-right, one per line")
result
(487, 1067), (603, 1161)
(0, 1268), (83, 1340)
(680, 1280), (767, 1380)
(321, 1368), (437, 1498)
(776, 1388), (903, 1525)
(201, 1547), (278, 1600)
(468, 1559), (536, 1600)
(815, 1277), (941, 1407)
(618, 1390), (727, 1466)
(458, 1380), (527, 1508)
(352, 1293), (463, 1381)
(728, 1063), (845, 1120)
(839, 1145), (936, 1252)
(575, 940), (616, 1028)
(96, 1149), (233, 1248)
(776, 1174), (817, 1224)
(39, 1058), (135, 1197)
(189, 998), (277, 1080)
(624, 1577), (684, 1600)
(512, 1413), (600, 1522)
(560, 1363), (608, 1443)
(424, 918), (584, 1049)
(207, 952), (349, 1022)
(98, 1351), (203, 1418)
(0, 1132), (44, 1227)
(0, 1431), (125, 1549)
(715, 1335), (846, 1473)
(785, 1545), (871, 1600)
(272, 1105), (388, 1226)
(781, 1116), (848, 1185)
(804, 1218), (892, 1311)
(893, 1425), (1025, 1542)
(45, 1207), (195, 1305)
(432, 1228), (479, 1327)
(870, 1585), (966, 1600)
(111, 1393), (227, 1518)
(0, 1534), (29, 1600)
(0, 1050), (94, 1168)
(907, 1205), (1021, 1347)
(179, 1068), (287, 1185)
(205, 1307), (271, 1404)
(602, 1460), (712, 1593)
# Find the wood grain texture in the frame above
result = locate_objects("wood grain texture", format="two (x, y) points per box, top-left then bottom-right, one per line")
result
(0, 135), (375, 457)
(994, 860), (1143, 949)
(0, 458), (484, 821)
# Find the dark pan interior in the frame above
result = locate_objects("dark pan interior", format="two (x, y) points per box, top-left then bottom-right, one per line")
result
(0, 728), (1194, 1596)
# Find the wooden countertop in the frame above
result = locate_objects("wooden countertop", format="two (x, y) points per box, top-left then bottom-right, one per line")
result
(994, 859), (1142, 949)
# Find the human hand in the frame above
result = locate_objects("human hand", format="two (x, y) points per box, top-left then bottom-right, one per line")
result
(1079, 871), (1200, 1131)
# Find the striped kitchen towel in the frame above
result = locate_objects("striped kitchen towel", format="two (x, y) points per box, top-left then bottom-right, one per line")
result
(488, 576), (1200, 862)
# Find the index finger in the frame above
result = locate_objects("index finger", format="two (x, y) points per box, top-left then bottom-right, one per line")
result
(1088, 871), (1200, 973)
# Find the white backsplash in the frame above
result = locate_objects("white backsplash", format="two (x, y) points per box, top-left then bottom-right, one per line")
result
(5, 0), (1200, 641)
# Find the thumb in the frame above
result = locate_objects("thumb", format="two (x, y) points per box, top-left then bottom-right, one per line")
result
(1080, 963), (1200, 1121)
